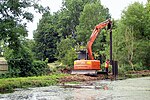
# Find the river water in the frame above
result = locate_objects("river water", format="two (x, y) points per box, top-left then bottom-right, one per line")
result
(0, 77), (150, 100)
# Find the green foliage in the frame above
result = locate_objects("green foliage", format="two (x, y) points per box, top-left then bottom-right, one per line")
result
(0, 1), (50, 79)
(0, 0), (49, 50)
(110, 1), (150, 71)
(34, 13), (58, 62)
(134, 40), (150, 70)
(56, 38), (77, 67)
(62, 48), (77, 67)
(0, 74), (68, 93)
(76, 1), (109, 61)
(58, 0), (98, 38)
(144, 2), (150, 39)
(122, 2), (145, 39)
(33, 0), (95, 63)
(2, 44), (49, 77)
(31, 61), (49, 76)
(0, 60), (49, 78)
(76, 2), (109, 44)
(122, 2), (149, 39)
(33, 0), (108, 66)
(7, 59), (32, 77)
(4, 46), (33, 77)
(22, 39), (37, 59)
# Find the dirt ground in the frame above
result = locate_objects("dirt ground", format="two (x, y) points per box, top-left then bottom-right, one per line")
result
(127, 70), (150, 75)
(59, 70), (150, 83)
(59, 74), (105, 83)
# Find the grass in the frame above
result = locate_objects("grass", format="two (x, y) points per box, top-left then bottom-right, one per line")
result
(65, 81), (81, 85)
(0, 73), (69, 93)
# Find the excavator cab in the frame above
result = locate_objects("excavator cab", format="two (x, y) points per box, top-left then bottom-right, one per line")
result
(77, 50), (87, 60)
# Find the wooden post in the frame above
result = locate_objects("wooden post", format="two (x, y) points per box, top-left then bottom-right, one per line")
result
(110, 27), (112, 65)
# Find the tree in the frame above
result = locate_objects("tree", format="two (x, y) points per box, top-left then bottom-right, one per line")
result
(76, 1), (109, 60)
(0, 0), (50, 77)
(0, 0), (48, 50)
(121, 2), (146, 39)
(144, 1), (150, 39)
(33, 0), (100, 63)
(111, 1), (150, 70)
(124, 27), (135, 70)
(57, 0), (98, 39)
(34, 13), (58, 62)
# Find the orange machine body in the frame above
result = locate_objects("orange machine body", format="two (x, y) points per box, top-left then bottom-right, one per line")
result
(74, 60), (100, 70)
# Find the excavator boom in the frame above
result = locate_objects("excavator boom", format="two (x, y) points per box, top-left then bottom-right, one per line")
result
(87, 19), (112, 60)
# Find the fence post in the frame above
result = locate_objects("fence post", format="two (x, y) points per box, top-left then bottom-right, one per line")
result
(112, 60), (118, 79)
(115, 61), (118, 77)
(112, 60), (114, 75)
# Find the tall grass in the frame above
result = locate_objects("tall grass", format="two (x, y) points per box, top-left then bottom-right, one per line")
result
(0, 73), (68, 93)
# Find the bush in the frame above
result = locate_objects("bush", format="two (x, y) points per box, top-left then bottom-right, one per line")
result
(118, 66), (126, 76)
(1, 45), (50, 78)
(56, 38), (77, 67)
(62, 48), (77, 67)
(31, 61), (49, 76)
(4, 46), (33, 77)
(7, 58), (32, 77)
(0, 60), (49, 78)
(0, 41), (51, 78)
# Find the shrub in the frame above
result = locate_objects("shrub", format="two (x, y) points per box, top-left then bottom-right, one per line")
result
(2, 45), (50, 78)
(4, 46), (33, 77)
(31, 61), (49, 76)
(7, 58), (32, 77)
(118, 66), (126, 76)
(0, 60), (49, 78)
(62, 48), (77, 67)
(56, 38), (77, 67)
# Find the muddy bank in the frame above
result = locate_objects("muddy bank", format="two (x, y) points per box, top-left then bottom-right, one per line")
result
(59, 74), (107, 83)
(59, 70), (150, 83)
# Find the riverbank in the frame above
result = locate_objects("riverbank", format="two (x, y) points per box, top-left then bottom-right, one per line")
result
(125, 70), (150, 78)
(59, 70), (150, 83)
(0, 73), (110, 94)
(0, 70), (150, 94)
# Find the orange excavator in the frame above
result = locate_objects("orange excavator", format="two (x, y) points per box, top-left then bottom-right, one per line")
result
(72, 19), (112, 74)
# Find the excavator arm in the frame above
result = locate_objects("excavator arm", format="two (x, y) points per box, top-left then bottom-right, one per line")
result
(87, 19), (112, 60)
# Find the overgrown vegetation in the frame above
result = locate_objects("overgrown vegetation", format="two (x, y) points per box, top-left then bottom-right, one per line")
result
(0, 44), (49, 78)
(56, 38), (77, 67)
(0, 74), (68, 93)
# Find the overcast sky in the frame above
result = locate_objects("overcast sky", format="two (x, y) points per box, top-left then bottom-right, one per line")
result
(27, 0), (147, 39)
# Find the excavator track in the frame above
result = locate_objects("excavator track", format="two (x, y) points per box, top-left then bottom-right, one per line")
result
(71, 70), (97, 75)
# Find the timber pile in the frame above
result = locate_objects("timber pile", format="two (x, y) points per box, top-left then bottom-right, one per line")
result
(0, 57), (8, 73)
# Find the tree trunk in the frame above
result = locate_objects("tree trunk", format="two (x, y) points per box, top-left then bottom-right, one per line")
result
(129, 60), (134, 71)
